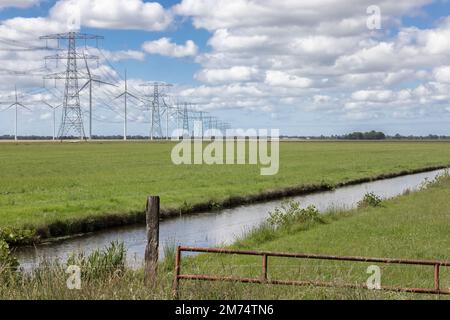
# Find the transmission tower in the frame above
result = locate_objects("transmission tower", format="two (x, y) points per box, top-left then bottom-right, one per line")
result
(161, 96), (177, 140)
(182, 102), (190, 135)
(140, 82), (173, 140)
(40, 32), (103, 140)
(191, 110), (208, 138)
(206, 116), (217, 131)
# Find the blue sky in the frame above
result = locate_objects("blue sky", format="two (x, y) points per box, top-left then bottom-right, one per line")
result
(0, 0), (210, 84)
(1, 0), (450, 137)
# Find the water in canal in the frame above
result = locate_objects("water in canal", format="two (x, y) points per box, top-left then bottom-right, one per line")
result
(15, 169), (446, 270)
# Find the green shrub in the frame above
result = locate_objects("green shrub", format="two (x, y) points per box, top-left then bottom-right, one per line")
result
(0, 227), (35, 245)
(420, 170), (450, 190)
(267, 200), (321, 229)
(209, 201), (222, 211)
(357, 192), (383, 208)
(0, 239), (19, 274)
(180, 201), (193, 214)
(0, 228), (25, 273)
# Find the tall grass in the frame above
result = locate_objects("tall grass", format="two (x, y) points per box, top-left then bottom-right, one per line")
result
(235, 201), (329, 248)
(161, 240), (176, 273)
(66, 241), (126, 281)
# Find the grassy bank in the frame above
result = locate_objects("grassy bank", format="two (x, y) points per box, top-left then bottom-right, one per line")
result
(1, 141), (450, 242)
(2, 172), (450, 300)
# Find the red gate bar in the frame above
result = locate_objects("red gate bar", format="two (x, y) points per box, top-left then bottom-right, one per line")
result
(173, 246), (450, 299)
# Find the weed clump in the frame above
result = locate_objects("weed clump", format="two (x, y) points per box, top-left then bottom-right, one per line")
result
(180, 201), (193, 214)
(0, 227), (35, 245)
(420, 170), (450, 190)
(0, 239), (18, 275)
(357, 192), (383, 208)
(267, 200), (321, 229)
(0, 228), (26, 275)
(235, 201), (323, 247)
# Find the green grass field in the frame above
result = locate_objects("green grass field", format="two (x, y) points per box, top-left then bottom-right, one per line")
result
(175, 172), (450, 299)
(2, 171), (450, 300)
(1, 141), (450, 239)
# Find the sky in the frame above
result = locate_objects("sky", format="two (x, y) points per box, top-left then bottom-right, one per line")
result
(1, 0), (450, 137)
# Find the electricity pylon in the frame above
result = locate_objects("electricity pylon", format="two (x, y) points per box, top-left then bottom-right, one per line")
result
(114, 70), (139, 141)
(42, 100), (62, 140)
(5, 86), (31, 141)
(192, 110), (208, 138)
(220, 122), (231, 135)
(79, 54), (116, 140)
(162, 96), (175, 140)
(203, 116), (214, 134)
(40, 32), (103, 140)
(140, 82), (173, 140)
(182, 102), (190, 135)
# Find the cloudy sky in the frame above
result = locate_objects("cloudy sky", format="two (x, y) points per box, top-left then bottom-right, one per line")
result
(1, 0), (450, 136)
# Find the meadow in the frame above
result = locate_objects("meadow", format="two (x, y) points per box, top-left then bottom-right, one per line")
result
(1, 140), (450, 240)
(2, 170), (450, 300)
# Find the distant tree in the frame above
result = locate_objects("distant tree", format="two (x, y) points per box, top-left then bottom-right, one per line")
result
(340, 131), (386, 140)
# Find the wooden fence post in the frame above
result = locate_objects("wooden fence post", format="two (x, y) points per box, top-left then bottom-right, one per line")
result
(144, 196), (160, 286)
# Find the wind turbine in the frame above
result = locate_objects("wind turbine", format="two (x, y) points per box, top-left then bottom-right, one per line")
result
(5, 86), (31, 141)
(79, 54), (117, 140)
(114, 70), (139, 141)
(42, 100), (62, 141)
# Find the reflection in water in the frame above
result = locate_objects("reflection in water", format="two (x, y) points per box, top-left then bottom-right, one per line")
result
(15, 169), (445, 271)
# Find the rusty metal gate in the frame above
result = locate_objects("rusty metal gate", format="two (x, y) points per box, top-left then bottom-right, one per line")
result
(173, 246), (450, 298)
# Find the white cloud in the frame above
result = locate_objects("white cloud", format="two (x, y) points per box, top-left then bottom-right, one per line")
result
(179, 83), (265, 99)
(265, 71), (312, 88)
(142, 38), (198, 58)
(313, 95), (331, 104)
(50, 0), (172, 31)
(39, 112), (52, 120)
(0, 0), (40, 10)
(434, 66), (450, 83)
(174, 0), (431, 30)
(334, 42), (397, 73)
(0, 16), (64, 41)
(102, 50), (145, 62)
(417, 18), (450, 55)
(195, 66), (259, 84)
(208, 29), (268, 51)
(175, 0), (430, 31)
(0, 0), (173, 42)
(171, 0), (450, 127)
(351, 90), (394, 102)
